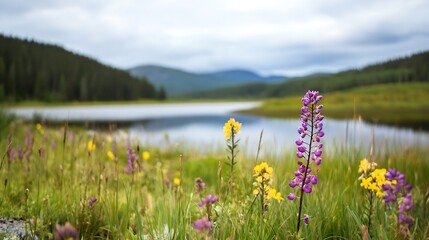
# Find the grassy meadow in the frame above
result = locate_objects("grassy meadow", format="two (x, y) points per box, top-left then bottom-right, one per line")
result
(1, 107), (428, 239)
(241, 82), (429, 129)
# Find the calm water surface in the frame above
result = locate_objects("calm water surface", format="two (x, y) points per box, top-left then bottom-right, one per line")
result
(8, 102), (429, 154)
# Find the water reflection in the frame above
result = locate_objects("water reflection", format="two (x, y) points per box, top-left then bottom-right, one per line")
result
(8, 103), (429, 155)
(130, 114), (429, 154)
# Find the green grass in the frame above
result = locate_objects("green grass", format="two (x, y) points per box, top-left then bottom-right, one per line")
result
(241, 82), (429, 129)
(1, 118), (428, 239)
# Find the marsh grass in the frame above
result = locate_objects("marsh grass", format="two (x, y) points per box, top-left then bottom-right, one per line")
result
(0, 119), (428, 239)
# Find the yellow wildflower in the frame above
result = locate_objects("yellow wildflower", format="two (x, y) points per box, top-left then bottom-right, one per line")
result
(107, 151), (115, 160)
(142, 151), (150, 161)
(358, 158), (376, 174)
(173, 177), (180, 186)
(223, 118), (241, 140)
(252, 162), (283, 207)
(267, 188), (284, 203)
(87, 140), (96, 152)
(368, 183), (378, 192)
(273, 191), (284, 203)
(253, 162), (273, 180)
(371, 168), (387, 179)
(360, 177), (373, 189)
(254, 162), (267, 175)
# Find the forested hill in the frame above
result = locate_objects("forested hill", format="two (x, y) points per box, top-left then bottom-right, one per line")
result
(183, 50), (429, 99)
(0, 34), (161, 102)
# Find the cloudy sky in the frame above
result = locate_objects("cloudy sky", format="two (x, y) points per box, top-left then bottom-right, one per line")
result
(1, 0), (428, 76)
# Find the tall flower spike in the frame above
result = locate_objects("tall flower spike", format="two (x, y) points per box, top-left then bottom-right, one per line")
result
(125, 148), (139, 175)
(288, 90), (324, 233)
(252, 162), (283, 216)
(223, 118), (242, 197)
(382, 169), (414, 238)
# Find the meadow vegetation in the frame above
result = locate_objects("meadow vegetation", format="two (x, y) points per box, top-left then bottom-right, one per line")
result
(242, 82), (429, 129)
(0, 91), (428, 239)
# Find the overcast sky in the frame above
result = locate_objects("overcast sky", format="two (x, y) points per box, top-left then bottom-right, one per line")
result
(1, 0), (428, 76)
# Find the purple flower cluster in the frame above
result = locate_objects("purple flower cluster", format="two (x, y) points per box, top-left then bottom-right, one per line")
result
(382, 169), (414, 237)
(289, 91), (324, 199)
(125, 148), (139, 174)
(193, 217), (213, 235)
(198, 194), (218, 207)
(295, 91), (324, 164)
(194, 194), (218, 236)
(288, 162), (319, 195)
(288, 90), (324, 231)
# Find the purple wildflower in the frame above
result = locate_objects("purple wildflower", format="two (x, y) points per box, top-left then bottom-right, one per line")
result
(382, 169), (414, 238)
(399, 214), (414, 228)
(55, 222), (79, 240)
(194, 217), (213, 235)
(16, 145), (24, 160)
(303, 184), (312, 193)
(287, 193), (296, 201)
(88, 196), (97, 207)
(289, 90), (324, 233)
(198, 194), (218, 207)
(303, 214), (309, 225)
(125, 148), (139, 174)
(195, 177), (206, 193)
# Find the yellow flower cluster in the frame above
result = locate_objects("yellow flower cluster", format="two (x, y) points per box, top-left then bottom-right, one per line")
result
(253, 162), (284, 203)
(254, 162), (273, 182)
(267, 187), (284, 203)
(358, 158), (377, 175)
(223, 118), (241, 140)
(360, 167), (395, 198)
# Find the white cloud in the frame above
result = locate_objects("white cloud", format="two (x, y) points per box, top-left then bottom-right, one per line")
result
(0, 0), (428, 76)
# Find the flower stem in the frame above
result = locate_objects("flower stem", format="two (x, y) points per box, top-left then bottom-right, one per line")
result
(297, 104), (314, 233)
(368, 190), (374, 235)
(227, 127), (235, 198)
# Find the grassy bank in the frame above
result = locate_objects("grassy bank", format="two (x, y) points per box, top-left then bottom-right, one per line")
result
(0, 116), (428, 239)
(241, 82), (429, 129)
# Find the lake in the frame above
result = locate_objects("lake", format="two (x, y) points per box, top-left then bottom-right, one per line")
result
(8, 102), (429, 155)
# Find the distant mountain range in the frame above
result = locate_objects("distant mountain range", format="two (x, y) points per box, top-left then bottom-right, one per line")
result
(3, 34), (427, 102)
(128, 65), (287, 96)
(182, 50), (429, 99)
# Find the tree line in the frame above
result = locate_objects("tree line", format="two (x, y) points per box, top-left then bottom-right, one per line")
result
(0, 34), (166, 102)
